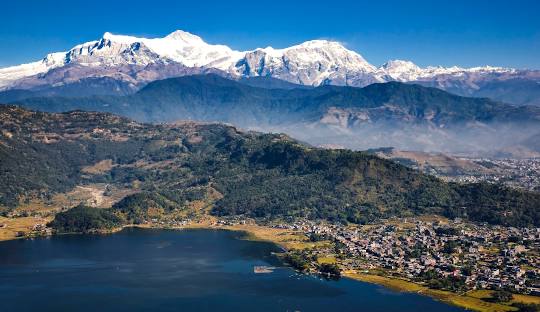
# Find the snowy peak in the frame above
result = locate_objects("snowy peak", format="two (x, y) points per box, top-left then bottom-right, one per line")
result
(100, 30), (205, 45)
(232, 39), (377, 86)
(165, 30), (205, 44)
(381, 60), (420, 71)
(88, 31), (238, 68)
(101, 32), (139, 44)
(67, 31), (242, 69)
(42, 52), (67, 67)
(376, 60), (518, 82)
(293, 39), (345, 49)
(0, 52), (67, 88)
(286, 40), (375, 70)
(379, 60), (423, 81)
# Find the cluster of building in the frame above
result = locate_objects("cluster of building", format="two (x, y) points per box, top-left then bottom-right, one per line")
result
(448, 158), (540, 192)
(14, 222), (53, 238)
(275, 218), (540, 295)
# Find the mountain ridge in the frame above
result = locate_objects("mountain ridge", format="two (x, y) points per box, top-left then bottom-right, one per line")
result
(8, 74), (540, 155)
(1, 30), (539, 106)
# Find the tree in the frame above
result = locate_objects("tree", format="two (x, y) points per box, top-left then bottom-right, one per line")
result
(491, 290), (514, 303)
(284, 252), (311, 272)
(318, 263), (341, 277)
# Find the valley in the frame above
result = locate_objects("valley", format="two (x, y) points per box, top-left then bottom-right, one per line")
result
(0, 105), (539, 311)
(2, 3), (540, 312)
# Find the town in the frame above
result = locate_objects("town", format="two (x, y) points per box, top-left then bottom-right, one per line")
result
(12, 209), (540, 298)
(442, 158), (540, 192)
(280, 218), (540, 295)
(103, 213), (540, 297)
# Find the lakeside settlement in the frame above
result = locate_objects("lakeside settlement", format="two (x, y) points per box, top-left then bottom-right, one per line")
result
(2, 214), (540, 312)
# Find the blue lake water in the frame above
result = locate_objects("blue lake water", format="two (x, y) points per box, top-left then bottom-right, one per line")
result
(0, 228), (466, 311)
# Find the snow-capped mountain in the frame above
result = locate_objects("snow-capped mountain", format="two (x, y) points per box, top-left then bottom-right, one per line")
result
(378, 60), (424, 81)
(0, 31), (384, 89)
(0, 52), (66, 88)
(1, 30), (539, 105)
(233, 40), (379, 86)
(0, 30), (241, 90)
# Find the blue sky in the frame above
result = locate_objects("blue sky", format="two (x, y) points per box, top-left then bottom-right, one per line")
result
(1, 0), (539, 69)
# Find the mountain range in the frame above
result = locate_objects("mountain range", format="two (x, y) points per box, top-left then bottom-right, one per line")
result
(8, 74), (540, 156)
(1, 30), (539, 106)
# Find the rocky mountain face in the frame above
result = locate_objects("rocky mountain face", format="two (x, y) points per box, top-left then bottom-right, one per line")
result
(1, 30), (539, 106)
(232, 40), (379, 87)
(10, 74), (540, 156)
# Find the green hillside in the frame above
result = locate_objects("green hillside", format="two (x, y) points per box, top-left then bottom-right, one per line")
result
(0, 105), (538, 230)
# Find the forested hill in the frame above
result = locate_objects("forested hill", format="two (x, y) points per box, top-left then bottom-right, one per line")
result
(11, 74), (540, 125)
(1, 105), (539, 227)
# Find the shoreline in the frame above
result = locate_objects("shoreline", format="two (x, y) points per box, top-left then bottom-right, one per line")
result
(170, 223), (540, 312)
(1, 221), (539, 312)
(131, 223), (540, 312)
(342, 272), (523, 312)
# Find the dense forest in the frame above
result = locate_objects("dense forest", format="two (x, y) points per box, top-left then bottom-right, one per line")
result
(0, 105), (539, 232)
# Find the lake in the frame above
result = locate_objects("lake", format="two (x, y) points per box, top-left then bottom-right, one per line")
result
(0, 228), (466, 311)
